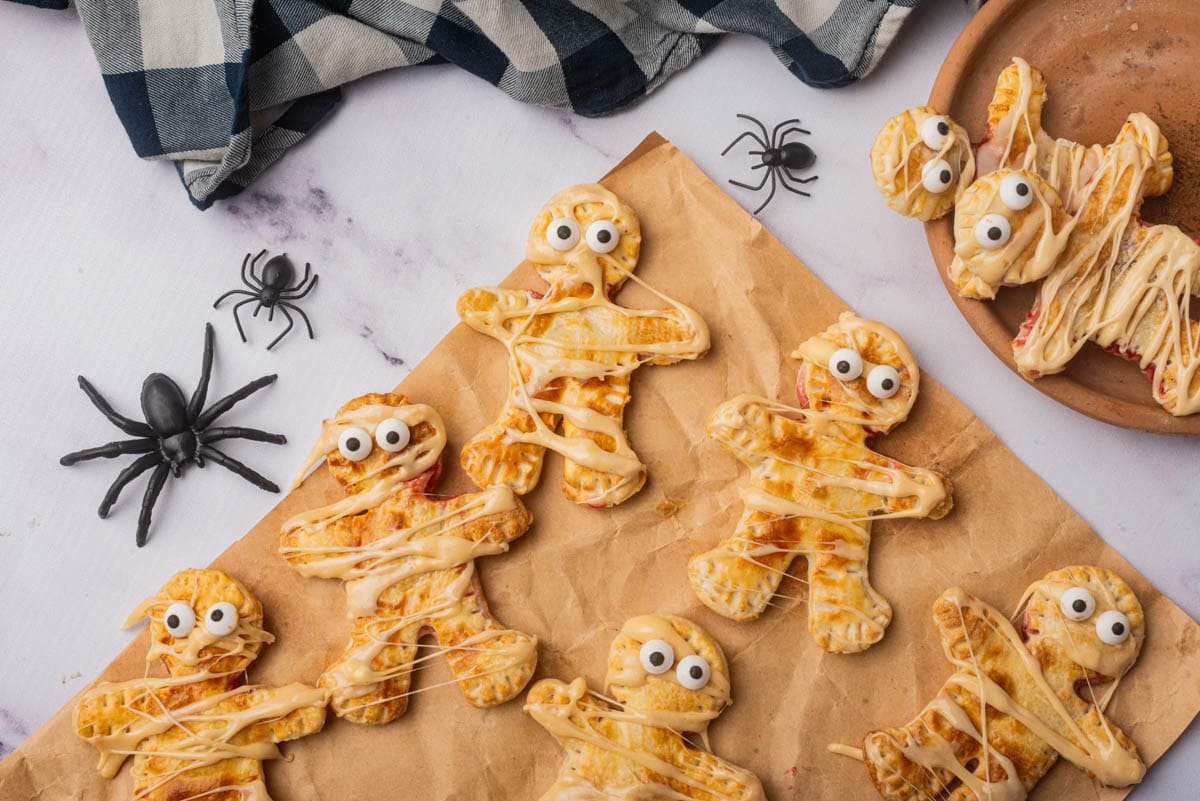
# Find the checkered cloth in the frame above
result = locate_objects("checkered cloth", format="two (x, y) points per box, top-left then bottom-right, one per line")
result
(17, 0), (924, 209)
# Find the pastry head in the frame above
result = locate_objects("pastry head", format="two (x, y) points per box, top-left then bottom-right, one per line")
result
(124, 569), (271, 677)
(871, 106), (974, 221)
(952, 169), (1069, 296)
(604, 615), (731, 733)
(526, 184), (641, 293)
(793, 312), (919, 432)
(1018, 565), (1144, 685)
(289, 392), (447, 494)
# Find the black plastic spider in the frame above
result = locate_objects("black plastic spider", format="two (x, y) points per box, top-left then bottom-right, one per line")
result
(213, 249), (318, 350)
(721, 113), (818, 214)
(60, 324), (285, 547)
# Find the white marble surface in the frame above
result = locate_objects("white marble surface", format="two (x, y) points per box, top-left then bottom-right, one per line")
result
(1, 0), (1197, 791)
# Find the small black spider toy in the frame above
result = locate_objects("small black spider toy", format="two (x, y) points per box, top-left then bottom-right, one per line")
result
(60, 324), (285, 547)
(721, 113), (818, 215)
(213, 249), (318, 350)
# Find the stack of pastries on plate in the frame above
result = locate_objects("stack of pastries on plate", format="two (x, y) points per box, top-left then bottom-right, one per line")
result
(74, 170), (1153, 801)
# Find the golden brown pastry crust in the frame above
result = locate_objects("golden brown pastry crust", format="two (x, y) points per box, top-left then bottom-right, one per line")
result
(280, 393), (537, 724)
(74, 569), (328, 801)
(688, 313), (952, 653)
(861, 566), (1145, 801)
(526, 615), (764, 801)
(458, 183), (710, 508)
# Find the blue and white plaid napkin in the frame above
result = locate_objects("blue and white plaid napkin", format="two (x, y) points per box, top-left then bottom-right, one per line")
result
(16, 1), (923, 208)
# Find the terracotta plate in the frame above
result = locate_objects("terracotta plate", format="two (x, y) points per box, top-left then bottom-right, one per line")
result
(924, 0), (1200, 435)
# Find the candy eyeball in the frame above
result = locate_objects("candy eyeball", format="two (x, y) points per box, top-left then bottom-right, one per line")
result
(163, 601), (195, 638)
(374, 418), (411, 453)
(1060, 587), (1096, 621)
(921, 159), (955, 194)
(828, 348), (864, 381)
(920, 115), (952, 150)
(639, 639), (674, 674)
(999, 174), (1033, 210)
(204, 602), (239, 636)
(974, 214), (1012, 249)
(585, 220), (620, 254)
(676, 655), (711, 690)
(338, 427), (372, 461)
(546, 217), (580, 251)
(866, 365), (901, 399)
(1096, 610), (1131, 645)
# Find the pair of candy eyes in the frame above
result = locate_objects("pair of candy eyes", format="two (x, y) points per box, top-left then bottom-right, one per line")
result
(639, 639), (712, 690)
(1059, 587), (1132, 645)
(918, 116), (957, 194)
(337, 418), (412, 462)
(546, 218), (620, 254)
(973, 175), (1035, 249)
(827, 348), (901, 399)
(162, 601), (238, 638)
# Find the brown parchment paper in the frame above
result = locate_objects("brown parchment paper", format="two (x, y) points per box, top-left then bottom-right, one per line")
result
(3, 135), (1199, 801)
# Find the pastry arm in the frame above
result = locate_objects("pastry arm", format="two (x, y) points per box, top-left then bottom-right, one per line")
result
(457, 287), (536, 335)
(707, 395), (786, 467)
(854, 450), (953, 520)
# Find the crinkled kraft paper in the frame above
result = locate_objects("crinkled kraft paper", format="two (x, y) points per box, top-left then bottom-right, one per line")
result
(3, 135), (1198, 801)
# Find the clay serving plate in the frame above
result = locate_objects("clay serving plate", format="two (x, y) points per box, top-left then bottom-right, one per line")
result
(925, 0), (1200, 434)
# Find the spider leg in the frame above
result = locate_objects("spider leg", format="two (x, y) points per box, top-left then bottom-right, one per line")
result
(135, 463), (171, 546)
(267, 304), (276, 323)
(292, 261), (312, 292)
(721, 129), (768, 156)
(730, 168), (773, 192)
(75, 377), (154, 437)
(281, 302), (314, 339)
(252, 302), (264, 318)
(61, 436), (157, 466)
(280, 272), (318, 300)
(212, 288), (255, 308)
(195, 374), (278, 429)
(753, 171), (779, 215)
(736, 114), (772, 150)
(247, 249), (267, 289)
(779, 171), (816, 196)
(776, 126), (812, 142)
(96, 451), (161, 518)
(783, 167), (819, 184)
(199, 426), (286, 445)
(227, 297), (256, 343)
(266, 305), (296, 350)
(199, 445), (280, 493)
(186, 323), (215, 421)
(769, 118), (801, 148)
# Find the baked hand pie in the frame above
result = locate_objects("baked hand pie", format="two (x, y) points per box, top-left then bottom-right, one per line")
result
(853, 566), (1145, 801)
(457, 183), (710, 508)
(280, 392), (537, 724)
(950, 122), (1199, 415)
(688, 313), (953, 653)
(526, 614), (765, 801)
(870, 58), (1172, 222)
(74, 569), (328, 801)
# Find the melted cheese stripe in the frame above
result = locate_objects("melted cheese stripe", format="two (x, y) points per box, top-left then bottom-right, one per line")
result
(460, 239), (708, 490)
(526, 679), (763, 801)
(280, 486), (518, 615)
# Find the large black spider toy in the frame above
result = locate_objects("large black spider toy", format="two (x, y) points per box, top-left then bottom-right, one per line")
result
(60, 324), (285, 546)
(213, 249), (318, 350)
(721, 113), (818, 214)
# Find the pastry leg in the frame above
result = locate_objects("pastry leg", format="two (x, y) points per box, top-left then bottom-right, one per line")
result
(688, 509), (801, 621)
(804, 522), (891, 653)
(430, 573), (537, 707)
(461, 400), (555, 494)
(320, 612), (420, 725)
(558, 375), (645, 507)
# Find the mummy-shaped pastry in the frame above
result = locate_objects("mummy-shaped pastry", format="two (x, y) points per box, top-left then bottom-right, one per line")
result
(856, 566), (1146, 801)
(75, 569), (328, 801)
(949, 118), (1200, 415)
(280, 392), (537, 724)
(526, 614), (765, 801)
(457, 184), (710, 508)
(688, 313), (953, 653)
(871, 58), (1172, 221)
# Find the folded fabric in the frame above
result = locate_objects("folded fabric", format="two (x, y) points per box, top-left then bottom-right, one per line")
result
(15, 0), (922, 208)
